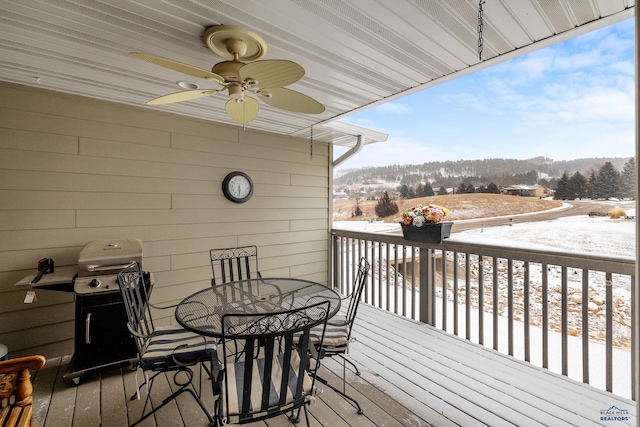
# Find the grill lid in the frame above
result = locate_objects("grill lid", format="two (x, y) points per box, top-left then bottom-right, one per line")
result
(77, 239), (142, 278)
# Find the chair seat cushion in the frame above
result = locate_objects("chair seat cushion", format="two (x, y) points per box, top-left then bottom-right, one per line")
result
(221, 350), (312, 423)
(309, 314), (349, 352)
(141, 326), (217, 370)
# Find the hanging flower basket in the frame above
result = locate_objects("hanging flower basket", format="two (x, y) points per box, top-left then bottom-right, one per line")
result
(400, 222), (453, 243)
(400, 203), (452, 243)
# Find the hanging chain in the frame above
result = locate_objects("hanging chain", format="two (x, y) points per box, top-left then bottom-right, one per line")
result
(477, 0), (485, 61)
(310, 126), (313, 160)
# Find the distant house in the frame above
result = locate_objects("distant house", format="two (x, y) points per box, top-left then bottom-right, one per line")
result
(500, 184), (550, 198)
(333, 191), (349, 200)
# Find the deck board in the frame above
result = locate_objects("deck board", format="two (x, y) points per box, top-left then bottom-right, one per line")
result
(350, 303), (636, 427)
(29, 303), (635, 427)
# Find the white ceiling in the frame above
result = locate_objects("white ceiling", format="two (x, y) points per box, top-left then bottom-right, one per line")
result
(0, 0), (634, 147)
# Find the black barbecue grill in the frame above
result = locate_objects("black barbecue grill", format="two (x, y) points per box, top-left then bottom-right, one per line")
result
(64, 239), (146, 384)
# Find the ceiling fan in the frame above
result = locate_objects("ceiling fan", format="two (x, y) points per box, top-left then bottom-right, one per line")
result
(130, 25), (325, 124)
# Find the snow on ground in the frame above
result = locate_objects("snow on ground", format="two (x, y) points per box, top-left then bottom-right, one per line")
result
(455, 211), (636, 257)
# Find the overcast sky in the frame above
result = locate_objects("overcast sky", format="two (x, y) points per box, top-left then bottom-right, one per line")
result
(334, 17), (634, 170)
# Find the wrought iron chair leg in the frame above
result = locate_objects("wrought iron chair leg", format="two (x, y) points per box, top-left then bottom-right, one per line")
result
(314, 374), (364, 414)
(340, 354), (360, 376)
(131, 378), (215, 427)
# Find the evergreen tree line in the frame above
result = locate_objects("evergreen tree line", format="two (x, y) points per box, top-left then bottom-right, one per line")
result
(397, 181), (501, 198)
(554, 159), (635, 200)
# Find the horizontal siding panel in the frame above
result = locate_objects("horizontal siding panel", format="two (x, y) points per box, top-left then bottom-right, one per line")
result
(292, 173), (329, 187)
(266, 251), (328, 271)
(290, 260), (328, 278)
(0, 304), (74, 334)
(243, 230), (328, 247)
(0, 189), (170, 210)
(259, 185), (327, 198)
(142, 255), (171, 273)
(0, 128), (78, 154)
(0, 210), (76, 231)
(291, 218), (328, 232)
(241, 129), (330, 159)
(170, 251), (211, 271)
(78, 207), (330, 227)
(0, 149), (219, 182)
(172, 193), (328, 209)
(0, 108), (170, 147)
(143, 236), (239, 258)
(0, 169), (212, 195)
(0, 247), (82, 272)
(0, 320), (74, 355)
(0, 221), (292, 251)
(173, 131), (329, 166)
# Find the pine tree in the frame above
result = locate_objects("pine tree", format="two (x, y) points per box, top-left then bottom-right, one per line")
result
(423, 183), (435, 196)
(586, 172), (598, 199)
(398, 184), (410, 198)
(596, 161), (620, 200)
(486, 182), (500, 194)
(457, 183), (467, 194)
(554, 172), (570, 200)
(374, 191), (399, 218)
(619, 158), (635, 199)
(568, 171), (587, 200)
(437, 186), (448, 195)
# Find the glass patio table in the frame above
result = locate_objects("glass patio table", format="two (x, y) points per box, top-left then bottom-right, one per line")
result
(175, 277), (341, 338)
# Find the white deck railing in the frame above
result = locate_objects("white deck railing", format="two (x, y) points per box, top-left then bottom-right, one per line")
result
(331, 228), (636, 400)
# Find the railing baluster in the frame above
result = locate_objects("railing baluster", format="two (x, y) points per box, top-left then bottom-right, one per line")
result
(411, 246), (417, 320)
(385, 243), (391, 311)
(542, 263), (549, 369)
(378, 242), (383, 309)
(582, 269), (589, 384)
(442, 250), (448, 331)
(606, 272), (613, 392)
(493, 257), (499, 351)
(478, 255), (484, 346)
(508, 259), (514, 356)
(562, 266), (568, 376)
(394, 244), (399, 315)
(524, 261), (530, 362)
(465, 255), (471, 340)
(453, 251), (459, 336)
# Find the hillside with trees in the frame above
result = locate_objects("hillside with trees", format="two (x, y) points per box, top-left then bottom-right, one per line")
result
(334, 156), (635, 204)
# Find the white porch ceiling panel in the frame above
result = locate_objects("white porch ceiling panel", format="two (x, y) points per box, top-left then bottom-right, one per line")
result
(0, 0), (633, 147)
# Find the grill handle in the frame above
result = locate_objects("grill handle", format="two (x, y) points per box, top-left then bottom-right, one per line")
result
(85, 313), (92, 344)
(85, 263), (133, 272)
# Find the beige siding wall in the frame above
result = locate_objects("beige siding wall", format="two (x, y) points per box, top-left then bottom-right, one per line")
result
(0, 82), (330, 358)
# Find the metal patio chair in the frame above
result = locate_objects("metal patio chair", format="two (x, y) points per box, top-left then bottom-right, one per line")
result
(212, 301), (330, 426)
(117, 262), (217, 427)
(210, 245), (262, 286)
(310, 257), (370, 414)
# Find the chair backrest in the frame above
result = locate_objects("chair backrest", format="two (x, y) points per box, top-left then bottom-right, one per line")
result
(117, 261), (153, 356)
(0, 354), (46, 427)
(210, 245), (261, 286)
(218, 301), (330, 425)
(344, 257), (370, 339)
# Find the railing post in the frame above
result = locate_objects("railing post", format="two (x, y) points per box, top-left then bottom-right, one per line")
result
(419, 246), (433, 325)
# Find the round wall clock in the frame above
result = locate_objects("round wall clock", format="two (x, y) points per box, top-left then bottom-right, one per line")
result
(222, 171), (254, 203)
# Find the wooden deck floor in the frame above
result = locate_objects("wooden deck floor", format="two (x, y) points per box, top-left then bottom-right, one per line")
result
(30, 303), (636, 427)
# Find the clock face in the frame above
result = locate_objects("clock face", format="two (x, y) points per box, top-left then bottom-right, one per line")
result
(222, 171), (253, 203)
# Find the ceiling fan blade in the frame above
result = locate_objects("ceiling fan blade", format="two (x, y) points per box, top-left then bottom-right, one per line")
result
(147, 89), (219, 105)
(239, 60), (305, 88)
(258, 88), (325, 114)
(225, 96), (259, 124)
(130, 52), (225, 84)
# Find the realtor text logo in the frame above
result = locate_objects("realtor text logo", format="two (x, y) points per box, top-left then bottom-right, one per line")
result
(600, 405), (629, 422)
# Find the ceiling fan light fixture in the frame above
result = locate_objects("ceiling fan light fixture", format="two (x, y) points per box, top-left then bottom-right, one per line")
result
(228, 84), (244, 100)
(177, 80), (199, 90)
